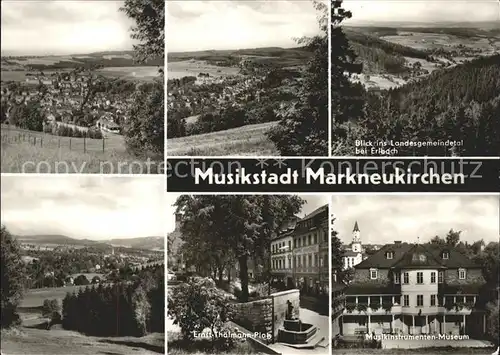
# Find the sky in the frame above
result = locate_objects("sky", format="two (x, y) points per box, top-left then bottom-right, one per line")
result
(332, 195), (499, 245)
(1, 0), (135, 56)
(167, 0), (325, 52)
(344, 1), (499, 25)
(1, 176), (165, 240)
(166, 194), (329, 233)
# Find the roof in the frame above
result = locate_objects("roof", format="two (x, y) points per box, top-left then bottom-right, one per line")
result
(344, 250), (362, 257)
(346, 283), (401, 295)
(353, 221), (360, 232)
(439, 283), (485, 295)
(295, 204), (328, 231)
(355, 242), (482, 270)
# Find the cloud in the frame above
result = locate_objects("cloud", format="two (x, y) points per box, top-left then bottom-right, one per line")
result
(167, 0), (323, 52)
(1, 176), (165, 240)
(344, 1), (499, 24)
(332, 194), (499, 245)
(1, 0), (135, 55)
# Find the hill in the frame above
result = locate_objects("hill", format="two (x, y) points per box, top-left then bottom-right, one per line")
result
(14, 234), (164, 251)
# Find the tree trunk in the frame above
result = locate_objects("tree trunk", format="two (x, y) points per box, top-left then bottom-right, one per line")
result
(218, 266), (223, 283)
(227, 264), (231, 284)
(238, 255), (249, 302)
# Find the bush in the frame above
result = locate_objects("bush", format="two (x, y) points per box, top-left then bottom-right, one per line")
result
(167, 277), (235, 350)
(42, 298), (61, 322)
(74, 274), (90, 285)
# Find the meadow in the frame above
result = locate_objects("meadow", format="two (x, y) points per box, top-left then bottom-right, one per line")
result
(97, 66), (161, 81)
(0, 285), (164, 355)
(167, 60), (240, 79)
(1, 125), (162, 174)
(167, 121), (279, 156)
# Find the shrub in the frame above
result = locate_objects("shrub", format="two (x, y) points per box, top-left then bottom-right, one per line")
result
(74, 274), (90, 285)
(167, 277), (235, 350)
(42, 298), (61, 322)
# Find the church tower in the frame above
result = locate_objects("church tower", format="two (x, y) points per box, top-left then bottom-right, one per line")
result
(352, 221), (362, 253)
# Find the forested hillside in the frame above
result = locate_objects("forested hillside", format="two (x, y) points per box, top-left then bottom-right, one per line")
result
(352, 54), (500, 156)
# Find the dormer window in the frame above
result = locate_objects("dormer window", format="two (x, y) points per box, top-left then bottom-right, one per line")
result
(370, 268), (378, 280)
(386, 251), (394, 259)
(442, 251), (449, 259)
(459, 268), (466, 280)
(394, 272), (400, 284)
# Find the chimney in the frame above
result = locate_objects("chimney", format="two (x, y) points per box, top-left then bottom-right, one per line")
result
(394, 241), (402, 244)
(175, 213), (182, 230)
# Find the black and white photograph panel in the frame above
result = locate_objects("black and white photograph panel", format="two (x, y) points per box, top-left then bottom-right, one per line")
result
(1, 0), (164, 174)
(331, 0), (500, 156)
(331, 194), (499, 355)
(0, 176), (165, 354)
(166, 194), (330, 354)
(167, 1), (328, 156)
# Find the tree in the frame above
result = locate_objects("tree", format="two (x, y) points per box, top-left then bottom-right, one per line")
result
(445, 229), (461, 247)
(91, 276), (101, 284)
(267, 0), (328, 155)
(167, 277), (235, 350)
(175, 195), (305, 302)
(1, 225), (26, 328)
(486, 300), (499, 346)
(121, 0), (165, 63)
(74, 274), (90, 285)
(121, 0), (164, 158)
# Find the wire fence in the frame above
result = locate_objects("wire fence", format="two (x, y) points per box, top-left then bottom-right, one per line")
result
(1, 127), (109, 153)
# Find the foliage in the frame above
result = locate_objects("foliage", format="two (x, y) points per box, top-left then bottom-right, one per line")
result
(267, 0), (329, 155)
(345, 302), (356, 313)
(42, 298), (62, 322)
(175, 195), (305, 302)
(0, 225), (26, 328)
(74, 274), (90, 285)
(123, 81), (164, 158)
(382, 301), (394, 312)
(62, 265), (164, 336)
(356, 303), (368, 312)
(167, 277), (235, 351)
(120, 0), (165, 64)
(486, 300), (499, 345)
(369, 302), (381, 311)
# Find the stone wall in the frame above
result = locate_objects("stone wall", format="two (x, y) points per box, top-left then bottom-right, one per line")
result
(271, 289), (300, 341)
(231, 298), (273, 343)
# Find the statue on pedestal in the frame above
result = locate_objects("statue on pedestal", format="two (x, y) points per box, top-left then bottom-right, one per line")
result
(286, 300), (295, 320)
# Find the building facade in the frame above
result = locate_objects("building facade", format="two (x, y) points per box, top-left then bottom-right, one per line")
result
(341, 242), (487, 337)
(270, 204), (329, 295)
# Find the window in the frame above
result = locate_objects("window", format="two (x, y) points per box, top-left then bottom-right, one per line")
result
(403, 295), (409, 307)
(308, 254), (312, 267)
(370, 268), (378, 280)
(288, 241), (291, 251)
(431, 272), (436, 284)
(438, 271), (444, 283)
(403, 272), (409, 284)
(313, 233), (317, 244)
(294, 239), (297, 248)
(386, 251), (394, 259)
(417, 272), (423, 284)
(314, 254), (318, 267)
(417, 295), (423, 307)
(459, 268), (466, 280)
(442, 251), (449, 259)
(308, 235), (311, 245)
(394, 273), (400, 284)
(430, 294), (436, 306)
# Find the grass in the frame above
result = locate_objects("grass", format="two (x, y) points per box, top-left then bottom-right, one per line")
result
(0, 286), (165, 354)
(333, 348), (496, 354)
(167, 121), (279, 156)
(1, 125), (162, 174)
(167, 60), (240, 80)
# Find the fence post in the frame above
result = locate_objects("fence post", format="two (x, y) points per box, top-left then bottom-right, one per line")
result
(102, 137), (105, 152)
(58, 138), (61, 148)
(40, 137), (43, 147)
(69, 138), (72, 150)
(84, 136), (86, 154)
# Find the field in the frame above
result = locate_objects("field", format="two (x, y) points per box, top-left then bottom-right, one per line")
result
(0, 286), (164, 355)
(1, 125), (161, 174)
(167, 121), (279, 156)
(381, 32), (500, 53)
(97, 66), (161, 81)
(167, 60), (240, 79)
(351, 74), (407, 90)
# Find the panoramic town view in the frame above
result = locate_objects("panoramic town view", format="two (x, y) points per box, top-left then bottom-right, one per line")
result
(167, 195), (330, 354)
(0, 0), (164, 173)
(0, 176), (165, 355)
(331, 195), (499, 355)
(167, 0), (328, 156)
(331, 0), (500, 156)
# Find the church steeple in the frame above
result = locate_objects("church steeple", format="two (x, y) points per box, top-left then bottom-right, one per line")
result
(352, 221), (362, 253)
(353, 221), (360, 232)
